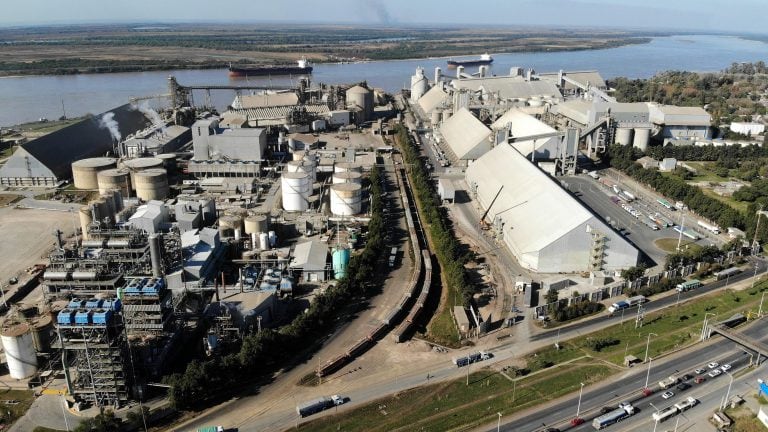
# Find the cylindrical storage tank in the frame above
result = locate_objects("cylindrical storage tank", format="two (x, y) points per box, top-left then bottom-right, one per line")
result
(218, 215), (242, 238)
(431, 109), (441, 126)
(1, 323), (37, 379)
(281, 172), (311, 212)
(456, 65), (465, 79)
(268, 230), (277, 247)
(332, 171), (363, 184)
(332, 246), (351, 279)
(287, 138), (297, 152)
(244, 214), (269, 235)
(157, 153), (177, 176)
(292, 150), (305, 161)
(616, 127), (634, 146)
(479, 65), (488, 78)
(633, 128), (651, 152)
(334, 162), (362, 174)
(91, 198), (114, 225)
(259, 232), (270, 250)
(345, 85), (373, 123)
(287, 160), (315, 181)
(72, 157), (117, 190)
(121, 157), (164, 190)
(79, 206), (93, 240)
(410, 67), (428, 102)
(330, 183), (362, 216)
(434, 66), (442, 84)
(96, 168), (131, 196)
(250, 232), (258, 250)
(30, 315), (53, 353)
(134, 169), (169, 201)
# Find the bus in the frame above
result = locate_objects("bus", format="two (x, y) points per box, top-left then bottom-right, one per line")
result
(676, 279), (701, 292)
(657, 198), (674, 210)
(651, 406), (679, 422)
(714, 267), (741, 281)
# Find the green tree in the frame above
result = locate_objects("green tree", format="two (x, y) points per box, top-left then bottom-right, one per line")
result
(74, 410), (121, 432)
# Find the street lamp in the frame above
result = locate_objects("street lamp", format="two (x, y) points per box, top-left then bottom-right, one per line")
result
(576, 382), (585, 418)
(496, 412), (502, 432)
(644, 332), (658, 363)
(701, 313), (716, 341)
(650, 402), (660, 432)
(643, 333), (658, 394)
(722, 371), (735, 410)
(759, 291), (766, 318)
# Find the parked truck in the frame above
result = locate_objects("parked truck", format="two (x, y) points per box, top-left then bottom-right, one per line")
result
(452, 351), (491, 367)
(659, 375), (679, 390)
(197, 427), (224, 432)
(592, 402), (635, 430)
(297, 395), (345, 417)
(697, 220), (721, 234)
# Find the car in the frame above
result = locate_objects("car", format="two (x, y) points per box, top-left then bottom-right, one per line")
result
(682, 374), (693, 381)
(708, 362), (720, 369)
(720, 364), (732, 372)
(662, 391), (675, 399)
(694, 376), (705, 384)
(708, 369), (722, 378)
(695, 368), (706, 374)
(676, 382), (691, 391)
(570, 418), (585, 426)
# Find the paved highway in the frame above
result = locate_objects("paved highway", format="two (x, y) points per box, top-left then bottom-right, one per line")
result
(484, 318), (768, 432)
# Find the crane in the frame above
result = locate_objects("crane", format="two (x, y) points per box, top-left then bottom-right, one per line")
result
(479, 186), (504, 230)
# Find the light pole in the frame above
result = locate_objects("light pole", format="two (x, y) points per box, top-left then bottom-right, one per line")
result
(722, 371), (735, 410)
(644, 357), (654, 394)
(701, 313), (716, 341)
(575, 382), (585, 420)
(650, 402), (660, 432)
(644, 332), (658, 363)
(759, 291), (766, 318)
(497, 412), (502, 432)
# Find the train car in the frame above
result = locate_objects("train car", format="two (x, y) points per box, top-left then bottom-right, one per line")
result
(383, 306), (403, 326)
(316, 353), (350, 377)
(346, 337), (373, 358)
(369, 322), (389, 341)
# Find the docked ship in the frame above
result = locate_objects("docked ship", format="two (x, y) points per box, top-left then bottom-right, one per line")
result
(228, 58), (313, 77)
(446, 53), (493, 69)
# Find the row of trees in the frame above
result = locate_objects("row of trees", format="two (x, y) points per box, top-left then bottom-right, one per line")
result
(165, 167), (388, 410)
(394, 125), (474, 306)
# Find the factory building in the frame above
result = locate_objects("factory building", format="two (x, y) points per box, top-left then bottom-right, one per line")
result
(192, 118), (267, 161)
(536, 70), (607, 95)
(438, 107), (491, 160)
(417, 85), (449, 115)
(466, 144), (639, 273)
(648, 103), (712, 140)
(121, 125), (191, 158)
(289, 240), (329, 283)
(451, 75), (562, 104)
(0, 104), (150, 187)
(491, 108), (562, 160)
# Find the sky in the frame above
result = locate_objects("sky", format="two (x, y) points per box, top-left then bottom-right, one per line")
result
(2, 0), (767, 34)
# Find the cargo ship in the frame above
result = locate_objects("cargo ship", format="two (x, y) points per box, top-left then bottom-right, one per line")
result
(228, 58), (313, 77)
(446, 53), (493, 69)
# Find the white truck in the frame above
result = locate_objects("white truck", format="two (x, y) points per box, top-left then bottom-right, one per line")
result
(588, 171), (600, 179)
(592, 402), (635, 430)
(674, 396), (698, 411)
(659, 375), (679, 390)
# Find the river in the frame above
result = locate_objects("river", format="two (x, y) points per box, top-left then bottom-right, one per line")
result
(1, 34), (767, 127)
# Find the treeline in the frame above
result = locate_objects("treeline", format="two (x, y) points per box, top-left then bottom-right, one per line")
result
(724, 61), (768, 75)
(0, 58), (225, 76)
(165, 166), (387, 410)
(394, 125), (474, 305)
(645, 143), (768, 162)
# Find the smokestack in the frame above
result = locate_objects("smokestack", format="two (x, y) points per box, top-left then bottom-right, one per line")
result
(434, 67), (441, 84)
(149, 234), (163, 278)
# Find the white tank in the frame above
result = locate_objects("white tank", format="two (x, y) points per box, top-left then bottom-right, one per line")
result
(410, 67), (428, 102)
(332, 171), (362, 184)
(281, 172), (311, 212)
(456, 65), (465, 79)
(259, 232), (270, 251)
(434, 67), (442, 84)
(72, 157), (117, 190)
(244, 214), (269, 234)
(1, 323), (38, 379)
(334, 162), (362, 174)
(616, 127), (634, 146)
(431, 109), (442, 126)
(250, 232), (258, 250)
(633, 128), (651, 152)
(79, 206), (92, 239)
(286, 159), (315, 181)
(330, 183), (362, 216)
(134, 168), (169, 201)
(478, 65), (488, 78)
(345, 85), (373, 123)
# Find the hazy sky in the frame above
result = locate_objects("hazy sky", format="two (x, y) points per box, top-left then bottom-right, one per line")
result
(2, 0), (767, 33)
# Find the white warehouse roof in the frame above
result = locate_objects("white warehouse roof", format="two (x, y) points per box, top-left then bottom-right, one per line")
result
(648, 103), (711, 127)
(452, 76), (561, 101)
(537, 71), (607, 90)
(417, 85), (448, 114)
(465, 144), (638, 273)
(491, 108), (561, 159)
(439, 107), (491, 160)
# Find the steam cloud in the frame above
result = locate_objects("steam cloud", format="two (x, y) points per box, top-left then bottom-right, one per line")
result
(133, 101), (167, 134)
(98, 112), (121, 142)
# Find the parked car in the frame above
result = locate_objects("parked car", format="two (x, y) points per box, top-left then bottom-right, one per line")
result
(708, 362), (720, 369)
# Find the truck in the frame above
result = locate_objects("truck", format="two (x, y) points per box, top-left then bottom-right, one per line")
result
(197, 427), (224, 432)
(659, 375), (679, 390)
(676, 279), (701, 292)
(296, 395), (345, 417)
(674, 396), (698, 411)
(697, 220), (721, 235)
(613, 185), (622, 194)
(452, 351), (490, 367)
(592, 402), (635, 430)
(673, 225), (699, 240)
(608, 301), (629, 314)
(623, 191), (637, 201)
(675, 201), (688, 210)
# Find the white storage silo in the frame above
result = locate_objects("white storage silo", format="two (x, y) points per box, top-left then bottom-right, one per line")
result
(332, 171), (362, 184)
(330, 183), (362, 216)
(1, 323), (38, 379)
(72, 157), (117, 190)
(616, 127), (634, 146)
(259, 232), (270, 251)
(410, 67), (428, 102)
(346, 85), (373, 123)
(334, 162), (362, 174)
(79, 206), (93, 239)
(434, 66), (442, 84)
(97, 168), (131, 196)
(287, 160), (315, 181)
(134, 168), (169, 201)
(633, 128), (651, 152)
(281, 172), (311, 212)
(244, 214), (269, 235)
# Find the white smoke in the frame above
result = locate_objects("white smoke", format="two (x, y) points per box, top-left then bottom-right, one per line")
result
(98, 112), (121, 142)
(134, 101), (166, 134)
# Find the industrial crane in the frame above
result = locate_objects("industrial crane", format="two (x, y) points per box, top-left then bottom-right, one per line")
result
(479, 186), (504, 230)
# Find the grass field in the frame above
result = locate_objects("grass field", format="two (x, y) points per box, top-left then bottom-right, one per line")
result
(654, 237), (702, 253)
(298, 278), (768, 430)
(701, 188), (750, 213)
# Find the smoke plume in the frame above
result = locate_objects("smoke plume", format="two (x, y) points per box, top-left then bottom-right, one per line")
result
(98, 112), (121, 142)
(365, 0), (395, 24)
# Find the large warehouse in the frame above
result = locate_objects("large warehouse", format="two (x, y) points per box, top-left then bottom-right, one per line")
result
(466, 144), (639, 273)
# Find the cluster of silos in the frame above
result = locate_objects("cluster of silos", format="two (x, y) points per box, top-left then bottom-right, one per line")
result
(330, 162), (363, 216)
(72, 157), (117, 189)
(286, 158), (316, 182)
(120, 157), (169, 201)
(346, 85), (373, 124)
(243, 213), (276, 251)
(80, 190), (124, 238)
(615, 127), (651, 152)
(410, 67), (428, 103)
(97, 168), (131, 196)
(1, 321), (38, 379)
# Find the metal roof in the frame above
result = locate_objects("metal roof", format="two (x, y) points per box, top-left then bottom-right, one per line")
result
(537, 71), (607, 90)
(490, 108), (560, 157)
(452, 76), (561, 101)
(417, 85), (448, 114)
(439, 107), (491, 160)
(290, 240), (328, 271)
(552, 99), (592, 125)
(233, 93), (299, 109)
(648, 103), (711, 126)
(0, 104), (150, 180)
(225, 104), (329, 122)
